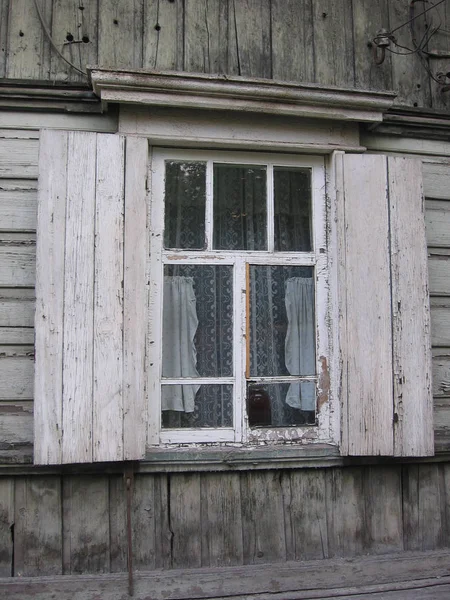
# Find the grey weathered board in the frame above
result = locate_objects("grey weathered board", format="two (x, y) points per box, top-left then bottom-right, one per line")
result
(1, 0), (450, 110)
(0, 466), (447, 578)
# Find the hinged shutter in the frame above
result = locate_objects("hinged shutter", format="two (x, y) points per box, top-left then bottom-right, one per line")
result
(34, 130), (148, 464)
(336, 153), (433, 457)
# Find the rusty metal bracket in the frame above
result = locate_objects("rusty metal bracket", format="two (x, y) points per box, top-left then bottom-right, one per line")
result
(124, 467), (135, 597)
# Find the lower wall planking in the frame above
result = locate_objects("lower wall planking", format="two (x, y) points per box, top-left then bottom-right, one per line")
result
(0, 463), (449, 578)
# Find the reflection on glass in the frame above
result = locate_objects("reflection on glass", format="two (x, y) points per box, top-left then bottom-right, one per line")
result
(163, 265), (233, 378)
(247, 382), (315, 427)
(274, 167), (312, 252)
(162, 384), (233, 428)
(213, 164), (267, 250)
(249, 265), (315, 378)
(164, 161), (206, 249)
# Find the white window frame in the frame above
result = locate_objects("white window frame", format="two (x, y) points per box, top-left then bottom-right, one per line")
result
(148, 147), (331, 447)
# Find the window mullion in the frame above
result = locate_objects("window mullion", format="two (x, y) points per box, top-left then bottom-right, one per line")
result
(234, 256), (246, 442)
(267, 164), (274, 252)
(205, 159), (213, 250)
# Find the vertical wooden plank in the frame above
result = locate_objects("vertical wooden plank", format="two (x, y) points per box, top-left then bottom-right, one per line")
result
(123, 136), (147, 461)
(93, 134), (125, 462)
(271, 0), (314, 83)
(143, 0), (184, 71)
(98, 0), (144, 69)
(34, 130), (67, 466)
(0, 0), (9, 78)
(110, 474), (158, 572)
(352, 0), (392, 91)
(444, 463), (450, 546)
(108, 475), (127, 573)
(184, 0), (227, 74)
(388, 0), (432, 108)
(342, 155), (393, 456)
(62, 132), (97, 465)
(49, 0), (98, 83)
(132, 475), (157, 570)
(154, 474), (172, 570)
(429, 0), (450, 111)
(312, 0), (355, 87)
(232, 0), (271, 78)
(0, 478), (14, 576)
(62, 475), (110, 574)
(364, 466), (403, 554)
(14, 477), (62, 576)
(326, 468), (366, 558)
(6, 0), (52, 80)
(241, 471), (286, 564)
(403, 464), (445, 551)
(169, 473), (202, 568)
(201, 472), (243, 567)
(288, 470), (328, 560)
(389, 157), (434, 457)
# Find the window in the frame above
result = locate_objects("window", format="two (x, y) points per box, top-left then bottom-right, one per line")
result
(148, 150), (330, 445)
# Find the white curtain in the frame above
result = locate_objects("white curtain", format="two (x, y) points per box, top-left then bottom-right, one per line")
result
(284, 277), (315, 410)
(162, 276), (200, 412)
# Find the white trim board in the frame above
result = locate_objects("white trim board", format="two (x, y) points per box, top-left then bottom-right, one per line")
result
(119, 105), (364, 153)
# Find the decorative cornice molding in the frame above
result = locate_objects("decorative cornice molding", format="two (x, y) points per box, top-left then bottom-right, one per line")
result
(0, 80), (102, 112)
(89, 67), (397, 123)
(368, 107), (450, 141)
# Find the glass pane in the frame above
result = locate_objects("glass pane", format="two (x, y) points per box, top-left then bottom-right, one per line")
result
(163, 265), (233, 377)
(247, 382), (315, 427)
(274, 167), (312, 251)
(162, 384), (233, 428)
(164, 161), (206, 249)
(213, 164), (267, 250)
(249, 265), (315, 377)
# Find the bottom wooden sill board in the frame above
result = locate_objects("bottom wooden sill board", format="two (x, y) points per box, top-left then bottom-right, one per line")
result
(1, 549), (450, 599)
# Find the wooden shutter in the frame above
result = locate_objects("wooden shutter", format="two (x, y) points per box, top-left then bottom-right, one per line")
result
(34, 131), (148, 464)
(336, 153), (433, 457)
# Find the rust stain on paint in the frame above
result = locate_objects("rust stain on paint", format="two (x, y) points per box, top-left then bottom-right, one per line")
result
(317, 355), (330, 411)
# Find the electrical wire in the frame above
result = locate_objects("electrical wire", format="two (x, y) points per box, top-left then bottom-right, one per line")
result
(390, 0), (447, 36)
(33, 0), (88, 78)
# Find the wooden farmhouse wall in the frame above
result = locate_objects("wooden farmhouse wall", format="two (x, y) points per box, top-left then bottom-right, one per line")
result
(1, 0), (450, 110)
(1, 0), (450, 595)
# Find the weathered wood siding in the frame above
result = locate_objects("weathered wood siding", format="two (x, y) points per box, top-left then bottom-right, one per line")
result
(0, 464), (448, 577)
(1, 125), (450, 461)
(425, 159), (450, 451)
(1, 0), (449, 110)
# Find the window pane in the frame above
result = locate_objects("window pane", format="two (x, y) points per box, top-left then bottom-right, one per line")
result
(163, 265), (233, 377)
(164, 161), (206, 249)
(162, 384), (233, 428)
(249, 265), (315, 377)
(213, 164), (267, 250)
(247, 382), (315, 427)
(274, 167), (312, 251)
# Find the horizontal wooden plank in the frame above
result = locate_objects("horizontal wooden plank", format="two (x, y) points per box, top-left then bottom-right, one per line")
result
(431, 299), (450, 346)
(434, 400), (450, 430)
(0, 401), (33, 447)
(0, 138), (39, 179)
(0, 289), (35, 327)
(0, 180), (37, 231)
(0, 327), (34, 344)
(0, 112), (117, 133)
(432, 349), (450, 398)
(0, 245), (35, 287)
(426, 200), (450, 248)
(429, 253), (450, 296)
(0, 551), (450, 599)
(0, 354), (34, 400)
(423, 162), (450, 200)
